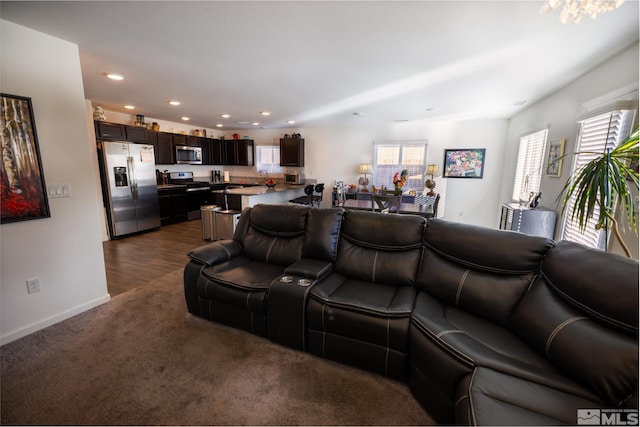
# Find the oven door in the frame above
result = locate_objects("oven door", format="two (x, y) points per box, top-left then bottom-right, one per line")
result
(185, 187), (210, 220)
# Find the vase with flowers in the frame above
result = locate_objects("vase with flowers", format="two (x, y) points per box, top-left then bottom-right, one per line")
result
(393, 169), (408, 195)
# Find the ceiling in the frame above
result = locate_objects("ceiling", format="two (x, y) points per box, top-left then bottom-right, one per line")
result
(1, 1), (638, 130)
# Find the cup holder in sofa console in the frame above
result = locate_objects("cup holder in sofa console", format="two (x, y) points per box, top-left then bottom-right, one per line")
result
(269, 275), (315, 350)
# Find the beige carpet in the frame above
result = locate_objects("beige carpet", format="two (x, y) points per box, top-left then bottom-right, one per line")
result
(1, 268), (433, 425)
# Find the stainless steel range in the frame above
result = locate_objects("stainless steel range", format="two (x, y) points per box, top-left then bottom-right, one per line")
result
(168, 171), (211, 220)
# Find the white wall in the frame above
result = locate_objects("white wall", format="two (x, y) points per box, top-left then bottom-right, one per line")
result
(1, 20), (110, 345)
(501, 42), (639, 257)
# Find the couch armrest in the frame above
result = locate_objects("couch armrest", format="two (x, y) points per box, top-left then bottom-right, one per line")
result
(187, 240), (243, 266)
(285, 258), (334, 280)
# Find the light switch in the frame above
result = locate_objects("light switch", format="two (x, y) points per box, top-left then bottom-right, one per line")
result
(48, 184), (71, 198)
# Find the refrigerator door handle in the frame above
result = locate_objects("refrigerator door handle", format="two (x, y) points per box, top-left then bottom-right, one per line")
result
(127, 156), (138, 200)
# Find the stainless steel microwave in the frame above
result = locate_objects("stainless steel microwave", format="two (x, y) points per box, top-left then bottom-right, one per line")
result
(284, 173), (304, 184)
(175, 145), (203, 164)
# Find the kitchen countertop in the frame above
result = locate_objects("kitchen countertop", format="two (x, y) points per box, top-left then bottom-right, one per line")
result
(225, 185), (303, 196)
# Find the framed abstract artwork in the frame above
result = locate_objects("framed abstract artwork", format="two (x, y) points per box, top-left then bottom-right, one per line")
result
(1, 93), (50, 223)
(443, 148), (486, 178)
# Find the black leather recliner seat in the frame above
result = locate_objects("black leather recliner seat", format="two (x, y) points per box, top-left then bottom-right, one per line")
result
(306, 210), (426, 380)
(183, 205), (638, 426)
(409, 220), (638, 424)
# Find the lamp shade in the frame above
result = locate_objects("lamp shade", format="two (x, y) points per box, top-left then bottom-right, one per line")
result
(426, 164), (439, 176)
(358, 164), (373, 174)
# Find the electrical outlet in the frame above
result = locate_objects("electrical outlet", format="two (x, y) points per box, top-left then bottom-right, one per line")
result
(26, 277), (41, 294)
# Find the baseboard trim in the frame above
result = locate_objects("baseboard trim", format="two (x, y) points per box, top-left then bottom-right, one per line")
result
(0, 293), (111, 346)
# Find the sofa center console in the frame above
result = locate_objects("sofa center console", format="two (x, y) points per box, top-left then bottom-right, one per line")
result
(268, 274), (315, 350)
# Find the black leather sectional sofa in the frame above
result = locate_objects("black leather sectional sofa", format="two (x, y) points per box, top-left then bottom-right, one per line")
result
(183, 203), (638, 425)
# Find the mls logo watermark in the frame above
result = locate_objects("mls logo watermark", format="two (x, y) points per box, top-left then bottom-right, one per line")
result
(578, 409), (639, 426)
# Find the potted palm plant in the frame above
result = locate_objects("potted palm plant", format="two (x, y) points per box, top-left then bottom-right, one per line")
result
(557, 127), (639, 257)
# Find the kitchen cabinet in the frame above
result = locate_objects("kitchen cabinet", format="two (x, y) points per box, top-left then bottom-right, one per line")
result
(173, 134), (187, 147)
(125, 125), (148, 143)
(95, 121), (125, 140)
(186, 135), (201, 147)
(499, 203), (556, 239)
(223, 139), (254, 166)
(158, 186), (187, 225)
(209, 139), (223, 165)
(156, 132), (175, 164)
(280, 138), (304, 166)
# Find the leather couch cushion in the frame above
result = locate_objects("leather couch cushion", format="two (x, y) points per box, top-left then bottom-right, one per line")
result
(335, 210), (425, 286)
(510, 277), (638, 407)
(242, 204), (308, 265)
(417, 219), (553, 326)
(309, 273), (416, 351)
(410, 292), (595, 399)
(302, 207), (344, 261)
(541, 240), (638, 333)
(455, 367), (602, 426)
(423, 219), (554, 273)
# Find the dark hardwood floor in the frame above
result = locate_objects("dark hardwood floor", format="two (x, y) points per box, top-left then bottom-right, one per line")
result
(103, 219), (206, 296)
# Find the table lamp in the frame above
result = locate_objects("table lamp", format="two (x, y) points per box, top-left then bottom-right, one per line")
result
(358, 164), (373, 190)
(425, 164), (438, 196)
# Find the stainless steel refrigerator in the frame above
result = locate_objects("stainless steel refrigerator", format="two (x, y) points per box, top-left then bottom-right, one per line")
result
(98, 141), (161, 238)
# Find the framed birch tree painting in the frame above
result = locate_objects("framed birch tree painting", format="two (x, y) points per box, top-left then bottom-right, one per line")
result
(1, 93), (50, 223)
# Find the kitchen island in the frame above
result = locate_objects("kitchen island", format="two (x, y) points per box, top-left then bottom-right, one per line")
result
(225, 184), (307, 210)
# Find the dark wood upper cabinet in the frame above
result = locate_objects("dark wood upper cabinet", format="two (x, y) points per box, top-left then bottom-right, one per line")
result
(186, 135), (201, 147)
(125, 125), (148, 143)
(156, 132), (175, 164)
(222, 139), (254, 166)
(280, 138), (304, 166)
(173, 134), (187, 147)
(95, 121), (125, 140)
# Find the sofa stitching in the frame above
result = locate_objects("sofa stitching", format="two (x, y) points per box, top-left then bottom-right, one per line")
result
(410, 317), (475, 366)
(455, 270), (470, 307)
(385, 317), (390, 377)
(436, 330), (465, 339)
(424, 243), (541, 275)
(250, 223), (305, 238)
(321, 303), (326, 357)
(545, 316), (587, 358)
(265, 237), (278, 264)
(468, 367), (478, 426)
(372, 251), (378, 282)
(342, 233), (422, 251)
(543, 272), (637, 333)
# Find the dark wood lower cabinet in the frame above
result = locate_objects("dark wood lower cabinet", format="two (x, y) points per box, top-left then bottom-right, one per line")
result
(158, 187), (187, 226)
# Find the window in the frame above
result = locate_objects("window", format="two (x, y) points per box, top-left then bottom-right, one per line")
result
(255, 145), (282, 174)
(512, 129), (548, 203)
(561, 107), (635, 249)
(373, 142), (427, 191)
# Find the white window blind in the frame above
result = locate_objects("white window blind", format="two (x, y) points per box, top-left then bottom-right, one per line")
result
(512, 129), (548, 203)
(255, 145), (282, 174)
(561, 109), (635, 249)
(373, 142), (427, 191)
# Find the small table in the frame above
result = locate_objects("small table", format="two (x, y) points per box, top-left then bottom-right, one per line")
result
(342, 199), (434, 218)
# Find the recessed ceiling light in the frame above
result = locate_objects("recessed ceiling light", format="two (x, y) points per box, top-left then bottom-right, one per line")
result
(169, 100), (181, 106)
(237, 121), (250, 124)
(181, 116), (190, 121)
(287, 120), (296, 124)
(221, 114), (230, 118)
(124, 105), (135, 110)
(252, 122), (260, 126)
(106, 73), (124, 81)
(260, 111), (270, 116)
(216, 124), (223, 128)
